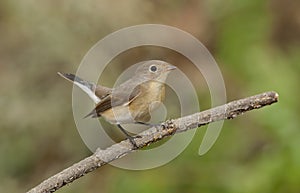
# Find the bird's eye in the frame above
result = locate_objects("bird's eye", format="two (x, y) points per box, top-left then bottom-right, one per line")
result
(149, 65), (157, 72)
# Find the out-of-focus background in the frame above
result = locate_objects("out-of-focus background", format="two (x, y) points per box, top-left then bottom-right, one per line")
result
(1, 0), (300, 193)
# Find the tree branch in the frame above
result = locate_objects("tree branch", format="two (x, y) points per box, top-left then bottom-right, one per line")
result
(27, 91), (279, 193)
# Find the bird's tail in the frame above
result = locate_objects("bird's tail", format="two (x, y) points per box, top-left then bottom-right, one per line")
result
(57, 72), (101, 104)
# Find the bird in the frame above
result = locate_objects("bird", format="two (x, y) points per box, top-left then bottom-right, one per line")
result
(58, 60), (176, 148)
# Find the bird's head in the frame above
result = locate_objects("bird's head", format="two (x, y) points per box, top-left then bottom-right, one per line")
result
(135, 60), (176, 82)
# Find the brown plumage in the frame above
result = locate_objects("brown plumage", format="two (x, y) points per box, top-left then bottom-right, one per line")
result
(58, 60), (176, 147)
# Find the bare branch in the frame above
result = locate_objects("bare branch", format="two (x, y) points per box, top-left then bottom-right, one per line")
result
(27, 91), (279, 193)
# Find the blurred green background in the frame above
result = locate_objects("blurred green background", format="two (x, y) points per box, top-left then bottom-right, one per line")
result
(1, 0), (300, 192)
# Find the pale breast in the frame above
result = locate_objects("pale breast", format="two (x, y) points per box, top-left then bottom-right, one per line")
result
(101, 81), (165, 124)
(129, 81), (165, 122)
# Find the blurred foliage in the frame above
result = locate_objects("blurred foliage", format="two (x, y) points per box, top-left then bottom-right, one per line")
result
(0, 0), (300, 193)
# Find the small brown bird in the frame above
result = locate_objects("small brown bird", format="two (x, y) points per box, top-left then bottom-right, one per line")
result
(58, 60), (176, 147)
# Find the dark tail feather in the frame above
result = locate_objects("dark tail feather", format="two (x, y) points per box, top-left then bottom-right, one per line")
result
(57, 72), (76, 81)
(57, 72), (96, 91)
(58, 72), (102, 104)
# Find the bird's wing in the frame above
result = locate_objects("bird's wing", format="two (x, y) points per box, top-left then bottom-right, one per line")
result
(85, 85), (141, 118)
(58, 72), (112, 104)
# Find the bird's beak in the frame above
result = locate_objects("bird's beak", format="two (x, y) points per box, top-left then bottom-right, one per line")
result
(167, 65), (177, 71)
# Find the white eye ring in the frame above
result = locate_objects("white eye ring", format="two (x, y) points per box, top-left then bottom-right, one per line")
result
(149, 65), (157, 72)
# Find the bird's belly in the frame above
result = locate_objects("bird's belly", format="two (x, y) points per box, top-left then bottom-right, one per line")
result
(101, 103), (152, 124)
(101, 106), (136, 124)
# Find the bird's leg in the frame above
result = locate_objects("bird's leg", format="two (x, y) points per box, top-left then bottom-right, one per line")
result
(117, 124), (138, 148)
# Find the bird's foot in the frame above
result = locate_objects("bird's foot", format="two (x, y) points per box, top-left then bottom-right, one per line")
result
(127, 135), (138, 149)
